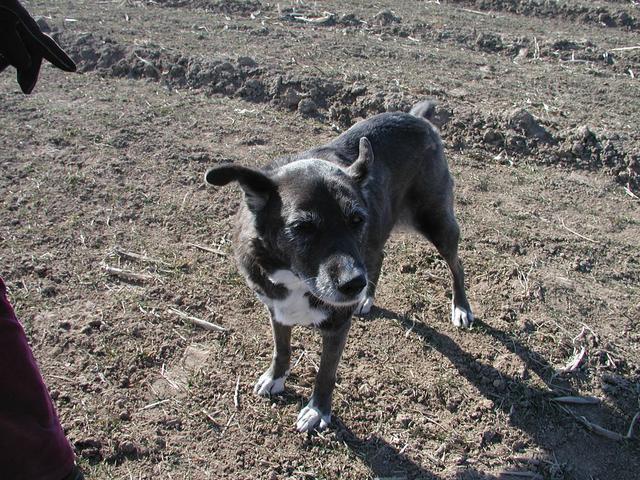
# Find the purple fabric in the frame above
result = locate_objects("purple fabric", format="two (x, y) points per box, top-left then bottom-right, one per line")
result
(0, 277), (75, 480)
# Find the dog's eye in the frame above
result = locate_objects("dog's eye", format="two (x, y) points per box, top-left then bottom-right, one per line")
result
(290, 221), (316, 235)
(349, 213), (365, 227)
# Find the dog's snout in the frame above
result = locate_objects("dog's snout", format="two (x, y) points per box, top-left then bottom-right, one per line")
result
(337, 274), (367, 297)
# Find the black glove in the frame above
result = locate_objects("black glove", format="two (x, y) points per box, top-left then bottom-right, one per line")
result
(0, 0), (76, 94)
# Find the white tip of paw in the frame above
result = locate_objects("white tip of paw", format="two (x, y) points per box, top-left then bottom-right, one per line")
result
(451, 303), (474, 328)
(296, 404), (331, 433)
(354, 296), (374, 316)
(253, 370), (288, 396)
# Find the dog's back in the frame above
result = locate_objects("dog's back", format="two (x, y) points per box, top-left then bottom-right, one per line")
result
(283, 104), (452, 234)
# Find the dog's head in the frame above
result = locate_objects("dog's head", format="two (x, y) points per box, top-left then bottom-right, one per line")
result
(205, 137), (375, 308)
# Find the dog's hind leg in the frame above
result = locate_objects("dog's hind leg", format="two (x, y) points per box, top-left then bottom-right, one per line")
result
(254, 315), (292, 395)
(413, 206), (474, 328)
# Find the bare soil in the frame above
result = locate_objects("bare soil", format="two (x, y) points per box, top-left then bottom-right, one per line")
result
(1, 1), (639, 479)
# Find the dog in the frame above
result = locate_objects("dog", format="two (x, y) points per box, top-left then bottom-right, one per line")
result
(204, 100), (474, 432)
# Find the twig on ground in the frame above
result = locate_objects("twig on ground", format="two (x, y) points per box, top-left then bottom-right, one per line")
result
(221, 412), (237, 436)
(610, 46), (640, 52)
(113, 246), (169, 266)
(624, 186), (640, 200)
(292, 350), (306, 369)
(559, 218), (600, 244)
(575, 415), (625, 441)
(202, 409), (218, 425)
(558, 346), (586, 373)
(461, 8), (493, 17)
(102, 264), (154, 282)
(285, 12), (335, 25)
(50, 374), (76, 383)
(234, 375), (241, 409)
(559, 404), (629, 441)
(141, 399), (170, 410)
(551, 396), (600, 405)
(159, 366), (185, 393)
(186, 242), (227, 256)
(168, 307), (228, 332)
(499, 471), (543, 480)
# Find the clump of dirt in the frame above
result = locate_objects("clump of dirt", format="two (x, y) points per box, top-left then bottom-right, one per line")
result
(150, 0), (265, 15)
(553, 126), (636, 181)
(373, 9), (402, 26)
(53, 29), (640, 195)
(448, 0), (640, 31)
(507, 108), (554, 143)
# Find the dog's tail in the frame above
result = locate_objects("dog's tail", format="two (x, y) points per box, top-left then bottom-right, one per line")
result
(409, 100), (437, 121)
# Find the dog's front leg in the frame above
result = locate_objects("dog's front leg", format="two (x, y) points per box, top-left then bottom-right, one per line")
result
(254, 313), (292, 396)
(296, 318), (351, 432)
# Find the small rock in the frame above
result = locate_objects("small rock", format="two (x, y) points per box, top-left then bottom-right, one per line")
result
(119, 411), (131, 421)
(154, 436), (167, 450)
(357, 383), (373, 398)
(507, 108), (552, 142)
(297, 98), (318, 116)
(571, 140), (585, 156)
(281, 87), (303, 109)
(476, 32), (503, 52)
(374, 9), (401, 26)
(237, 56), (257, 68)
(598, 12), (615, 27)
(575, 125), (596, 143)
(238, 78), (264, 101)
(573, 257), (593, 273)
(75, 437), (102, 461)
(34, 265), (48, 277)
(483, 129), (503, 145)
(492, 378), (506, 391)
(427, 104), (453, 129)
(399, 263), (416, 274)
(214, 61), (235, 74)
(58, 321), (72, 331)
(512, 440), (527, 452)
(168, 64), (186, 80)
(480, 429), (501, 446)
(88, 319), (103, 329)
(80, 325), (93, 335)
(397, 414), (412, 428)
(117, 440), (137, 456)
(350, 83), (367, 97)
(41, 284), (57, 297)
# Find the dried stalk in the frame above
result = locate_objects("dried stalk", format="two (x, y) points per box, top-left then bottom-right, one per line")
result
(168, 307), (227, 332)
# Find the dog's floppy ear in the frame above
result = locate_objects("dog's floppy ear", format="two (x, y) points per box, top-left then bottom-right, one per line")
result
(347, 137), (374, 183)
(205, 164), (276, 212)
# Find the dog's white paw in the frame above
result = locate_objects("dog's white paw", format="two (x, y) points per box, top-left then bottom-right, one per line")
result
(451, 303), (474, 328)
(354, 296), (374, 316)
(296, 404), (331, 433)
(253, 370), (288, 396)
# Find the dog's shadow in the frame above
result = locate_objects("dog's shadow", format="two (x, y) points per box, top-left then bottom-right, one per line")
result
(347, 306), (639, 479)
(329, 417), (501, 480)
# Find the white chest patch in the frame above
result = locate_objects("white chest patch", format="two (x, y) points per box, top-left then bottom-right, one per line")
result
(261, 270), (327, 327)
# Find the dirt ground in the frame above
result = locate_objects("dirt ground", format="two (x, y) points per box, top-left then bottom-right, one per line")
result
(1, 0), (639, 479)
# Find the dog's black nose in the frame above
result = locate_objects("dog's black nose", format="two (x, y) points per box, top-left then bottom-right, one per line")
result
(338, 274), (367, 297)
